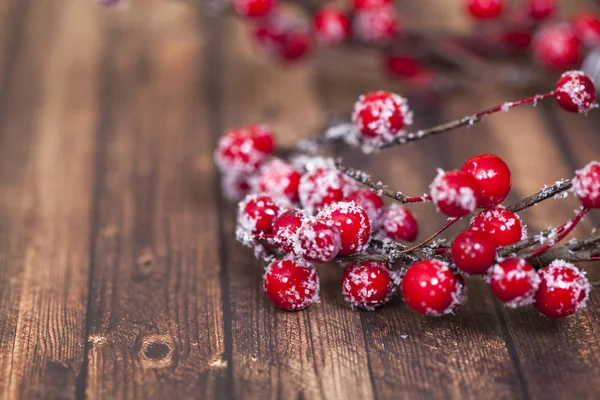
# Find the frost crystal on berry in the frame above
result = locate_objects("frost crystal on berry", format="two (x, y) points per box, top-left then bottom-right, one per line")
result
(351, 91), (413, 148)
(534, 260), (590, 318)
(430, 169), (478, 217)
(380, 204), (419, 242)
(342, 262), (398, 310)
(572, 161), (600, 208)
(489, 258), (540, 307)
(298, 218), (342, 262)
(554, 71), (597, 113)
(263, 258), (320, 311)
(298, 165), (356, 214)
(317, 201), (371, 256)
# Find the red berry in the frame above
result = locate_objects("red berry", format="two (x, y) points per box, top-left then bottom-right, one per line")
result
(526, 0), (555, 21)
(354, 5), (399, 44)
(298, 167), (356, 214)
(251, 18), (286, 56)
(351, 91), (412, 146)
(298, 218), (342, 262)
(470, 207), (525, 246)
(381, 204), (419, 242)
(280, 29), (311, 62)
(401, 259), (466, 316)
(317, 202), (371, 256)
(353, 0), (391, 11)
(571, 12), (600, 47)
(451, 230), (497, 274)
(534, 260), (590, 318)
(344, 189), (385, 231)
(233, 0), (276, 18)
(253, 158), (301, 203)
(238, 194), (280, 234)
(273, 210), (306, 253)
(430, 170), (479, 217)
(489, 258), (540, 307)
(466, 0), (503, 19)
(502, 29), (533, 50)
(572, 161), (600, 208)
(263, 259), (320, 310)
(215, 125), (275, 176)
(533, 24), (581, 70)
(554, 70), (596, 114)
(221, 174), (251, 201)
(314, 8), (351, 46)
(342, 262), (397, 310)
(461, 154), (512, 208)
(384, 54), (423, 79)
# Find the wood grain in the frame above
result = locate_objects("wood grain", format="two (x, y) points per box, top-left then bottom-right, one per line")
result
(0, 0), (102, 398)
(83, 1), (227, 398)
(218, 16), (377, 400)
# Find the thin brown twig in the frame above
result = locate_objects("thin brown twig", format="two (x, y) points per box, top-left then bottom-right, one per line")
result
(506, 179), (573, 213)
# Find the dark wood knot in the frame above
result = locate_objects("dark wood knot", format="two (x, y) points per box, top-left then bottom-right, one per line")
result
(139, 335), (177, 369)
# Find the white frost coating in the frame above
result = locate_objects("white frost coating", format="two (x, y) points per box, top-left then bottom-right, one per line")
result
(555, 70), (597, 113)
(471, 206), (527, 241)
(299, 166), (357, 215)
(351, 90), (413, 150)
(221, 174), (250, 201)
(214, 125), (272, 176)
(298, 218), (342, 262)
(317, 201), (372, 254)
(236, 194), (281, 247)
(430, 169), (477, 214)
(572, 161), (600, 204)
(539, 260), (591, 314)
(353, 5), (398, 44)
(419, 261), (466, 317)
(250, 158), (300, 205)
(342, 263), (396, 310)
(490, 259), (541, 308)
(263, 259), (321, 310)
(381, 204), (416, 241)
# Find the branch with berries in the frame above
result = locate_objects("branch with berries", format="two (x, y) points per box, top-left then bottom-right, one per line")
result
(214, 69), (599, 318)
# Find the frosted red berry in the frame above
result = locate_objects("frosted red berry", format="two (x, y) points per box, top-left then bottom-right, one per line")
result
(314, 8), (351, 46)
(489, 258), (540, 307)
(280, 29), (311, 62)
(534, 260), (590, 318)
(233, 0), (276, 18)
(342, 262), (397, 310)
(533, 24), (581, 70)
(251, 18), (286, 56)
(470, 207), (525, 246)
(254, 158), (301, 203)
(238, 194), (280, 234)
(273, 210), (306, 253)
(571, 12), (600, 46)
(430, 170), (479, 217)
(354, 5), (399, 44)
(344, 189), (385, 231)
(298, 167), (356, 214)
(381, 204), (419, 242)
(466, 0), (503, 19)
(263, 259), (320, 311)
(353, 0), (391, 10)
(215, 125), (275, 176)
(461, 154), (512, 208)
(526, 0), (555, 21)
(298, 218), (342, 262)
(221, 174), (251, 201)
(317, 202), (371, 256)
(572, 161), (600, 208)
(401, 259), (466, 316)
(451, 230), (497, 274)
(554, 71), (596, 114)
(351, 91), (412, 145)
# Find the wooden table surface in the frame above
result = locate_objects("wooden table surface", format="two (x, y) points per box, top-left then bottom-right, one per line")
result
(1, 0), (600, 399)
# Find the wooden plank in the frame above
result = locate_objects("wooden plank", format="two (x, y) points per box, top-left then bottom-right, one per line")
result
(83, 1), (228, 398)
(0, 1), (103, 398)
(218, 16), (377, 400)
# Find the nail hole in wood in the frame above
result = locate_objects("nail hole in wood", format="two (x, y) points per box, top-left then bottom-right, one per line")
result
(139, 335), (177, 369)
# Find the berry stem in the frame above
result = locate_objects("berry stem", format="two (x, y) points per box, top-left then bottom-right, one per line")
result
(335, 160), (432, 204)
(528, 207), (590, 258)
(378, 92), (555, 149)
(399, 217), (460, 255)
(506, 179), (572, 213)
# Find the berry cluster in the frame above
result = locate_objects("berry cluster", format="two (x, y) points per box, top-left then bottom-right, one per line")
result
(214, 71), (599, 318)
